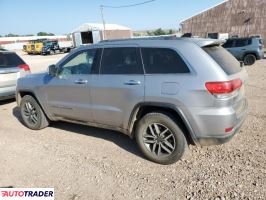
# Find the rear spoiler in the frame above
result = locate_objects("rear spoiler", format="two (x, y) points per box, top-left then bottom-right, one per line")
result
(180, 38), (226, 47)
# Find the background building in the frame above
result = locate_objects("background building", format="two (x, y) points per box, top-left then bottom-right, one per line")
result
(0, 35), (70, 50)
(180, 0), (266, 41)
(71, 23), (132, 47)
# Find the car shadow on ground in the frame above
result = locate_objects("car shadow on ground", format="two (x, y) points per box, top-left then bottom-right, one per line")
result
(0, 186), (13, 188)
(0, 98), (15, 106)
(12, 107), (144, 160)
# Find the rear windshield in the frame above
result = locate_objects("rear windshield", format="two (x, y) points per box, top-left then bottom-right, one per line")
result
(0, 52), (25, 68)
(203, 46), (241, 75)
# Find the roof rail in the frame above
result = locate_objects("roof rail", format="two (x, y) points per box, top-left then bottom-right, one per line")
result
(100, 35), (178, 43)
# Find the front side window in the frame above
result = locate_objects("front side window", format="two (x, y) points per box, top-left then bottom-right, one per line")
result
(141, 48), (190, 74)
(101, 47), (143, 74)
(222, 40), (234, 48)
(59, 49), (100, 76)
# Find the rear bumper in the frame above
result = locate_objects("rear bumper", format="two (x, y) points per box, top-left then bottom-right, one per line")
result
(193, 99), (248, 146)
(197, 108), (247, 145)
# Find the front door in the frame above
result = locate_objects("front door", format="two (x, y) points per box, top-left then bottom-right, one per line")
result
(44, 48), (101, 122)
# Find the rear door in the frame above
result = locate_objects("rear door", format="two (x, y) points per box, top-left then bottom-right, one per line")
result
(232, 39), (250, 60)
(89, 45), (145, 129)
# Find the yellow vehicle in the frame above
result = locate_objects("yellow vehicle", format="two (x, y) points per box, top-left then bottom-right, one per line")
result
(25, 39), (47, 55)
(25, 42), (34, 54)
(33, 42), (45, 54)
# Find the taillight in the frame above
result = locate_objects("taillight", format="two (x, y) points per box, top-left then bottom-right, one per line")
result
(205, 79), (242, 95)
(18, 64), (31, 72)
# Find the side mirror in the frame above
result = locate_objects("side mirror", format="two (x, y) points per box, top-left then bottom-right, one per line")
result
(240, 61), (244, 67)
(48, 64), (57, 76)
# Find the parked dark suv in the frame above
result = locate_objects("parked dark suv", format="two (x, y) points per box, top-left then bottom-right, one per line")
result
(222, 37), (264, 65)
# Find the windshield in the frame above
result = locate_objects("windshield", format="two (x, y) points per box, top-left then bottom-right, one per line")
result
(203, 46), (242, 75)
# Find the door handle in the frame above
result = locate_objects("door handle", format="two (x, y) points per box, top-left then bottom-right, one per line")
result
(75, 79), (88, 84)
(124, 80), (141, 85)
(241, 49), (246, 50)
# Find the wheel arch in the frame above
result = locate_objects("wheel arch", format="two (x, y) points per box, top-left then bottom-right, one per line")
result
(17, 90), (51, 120)
(128, 102), (198, 145)
(243, 52), (259, 60)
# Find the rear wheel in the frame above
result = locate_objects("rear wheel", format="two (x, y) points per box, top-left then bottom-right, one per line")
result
(135, 112), (187, 165)
(244, 54), (256, 66)
(20, 95), (49, 130)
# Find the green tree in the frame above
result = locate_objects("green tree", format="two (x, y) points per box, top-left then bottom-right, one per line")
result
(168, 29), (174, 35)
(153, 28), (167, 35)
(5, 33), (19, 37)
(133, 32), (141, 37)
(37, 32), (55, 36)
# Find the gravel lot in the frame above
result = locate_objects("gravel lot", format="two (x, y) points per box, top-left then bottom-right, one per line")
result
(0, 52), (265, 200)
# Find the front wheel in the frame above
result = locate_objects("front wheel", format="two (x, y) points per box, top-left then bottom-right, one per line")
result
(135, 112), (187, 165)
(20, 95), (49, 130)
(50, 50), (55, 55)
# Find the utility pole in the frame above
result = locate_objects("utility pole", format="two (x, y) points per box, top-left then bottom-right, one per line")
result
(100, 5), (106, 40)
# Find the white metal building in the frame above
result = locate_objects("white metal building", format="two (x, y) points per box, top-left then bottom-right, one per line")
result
(71, 23), (132, 47)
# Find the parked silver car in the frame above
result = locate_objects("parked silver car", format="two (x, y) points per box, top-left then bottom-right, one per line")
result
(16, 38), (248, 164)
(0, 49), (31, 100)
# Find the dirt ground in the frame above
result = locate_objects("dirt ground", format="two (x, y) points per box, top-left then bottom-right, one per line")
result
(0, 52), (265, 200)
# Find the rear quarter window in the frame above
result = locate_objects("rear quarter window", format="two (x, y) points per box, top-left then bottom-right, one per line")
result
(141, 48), (190, 74)
(0, 52), (25, 68)
(203, 46), (241, 75)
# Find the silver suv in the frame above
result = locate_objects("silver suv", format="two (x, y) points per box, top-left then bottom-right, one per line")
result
(0, 49), (31, 100)
(16, 38), (248, 164)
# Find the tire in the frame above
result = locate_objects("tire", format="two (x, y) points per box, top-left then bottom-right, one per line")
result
(244, 54), (256, 66)
(20, 95), (49, 130)
(135, 112), (187, 165)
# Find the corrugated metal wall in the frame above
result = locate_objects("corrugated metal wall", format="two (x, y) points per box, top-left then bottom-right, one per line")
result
(181, 0), (266, 41)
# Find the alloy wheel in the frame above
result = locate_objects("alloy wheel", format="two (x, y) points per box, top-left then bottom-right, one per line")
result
(143, 123), (176, 157)
(23, 101), (38, 125)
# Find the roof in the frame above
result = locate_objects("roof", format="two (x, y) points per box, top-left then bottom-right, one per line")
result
(180, 0), (229, 23)
(72, 23), (131, 33)
(99, 37), (225, 47)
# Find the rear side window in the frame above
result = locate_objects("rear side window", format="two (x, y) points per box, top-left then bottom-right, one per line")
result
(141, 48), (190, 74)
(101, 47), (143, 74)
(234, 39), (251, 47)
(0, 52), (25, 68)
(204, 46), (241, 75)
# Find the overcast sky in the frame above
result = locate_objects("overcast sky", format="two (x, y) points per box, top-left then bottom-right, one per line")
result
(0, 0), (225, 35)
